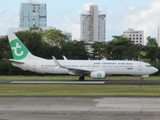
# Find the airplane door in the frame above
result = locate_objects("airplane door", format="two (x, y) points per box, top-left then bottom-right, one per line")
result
(33, 62), (36, 71)
(138, 63), (142, 71)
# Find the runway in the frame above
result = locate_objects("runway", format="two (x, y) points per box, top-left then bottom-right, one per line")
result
(0, 97), (160, 120)
(0, 80), (160, 85)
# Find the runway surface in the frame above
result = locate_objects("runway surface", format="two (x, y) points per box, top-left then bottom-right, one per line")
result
(0, 97), (160, 120)
(0, 80), (160, 85)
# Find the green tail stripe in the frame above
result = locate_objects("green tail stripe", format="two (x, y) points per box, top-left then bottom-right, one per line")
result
(10, 39), (28, 60)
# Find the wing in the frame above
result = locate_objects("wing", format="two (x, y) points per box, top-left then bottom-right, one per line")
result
(52, 56), (90, 75)
(65, 67), (90, 75)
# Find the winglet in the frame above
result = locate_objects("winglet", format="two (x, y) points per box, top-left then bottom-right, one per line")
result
(52, 56), (67, 70)
(52, 56), (63, 67)
(62, 55), (68, 60)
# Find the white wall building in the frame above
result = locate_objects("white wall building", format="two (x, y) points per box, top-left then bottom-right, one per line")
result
(123, 29), (144, 45)
(19, 0), (47, 28)
(80, 5), (106, 43)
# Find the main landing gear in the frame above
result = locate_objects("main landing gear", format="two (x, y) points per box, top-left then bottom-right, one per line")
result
(140, 77), (144, 81)
(79, 75), (85, 81)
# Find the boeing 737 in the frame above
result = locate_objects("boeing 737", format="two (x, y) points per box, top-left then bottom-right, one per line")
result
(7, 32), (158, 81)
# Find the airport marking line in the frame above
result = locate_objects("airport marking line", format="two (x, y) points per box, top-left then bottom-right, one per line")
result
(10, 80), (105, 84)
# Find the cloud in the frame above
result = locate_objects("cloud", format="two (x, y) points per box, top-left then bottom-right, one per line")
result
(107, 0), (160, 44)
(1, 0), (160, 45)
(48, 15), (80, 40)
(83, 3), (93, 11)
(0, 9), (4, 12)
(71, 23), (80, 40)
(78, 10), (82, 14)
(0, 10), (19, 35)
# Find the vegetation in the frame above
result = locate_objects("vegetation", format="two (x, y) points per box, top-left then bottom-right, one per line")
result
(0, 27), (160, 75)
(0, 75), (159, 96)
(0, 84), (160, 96)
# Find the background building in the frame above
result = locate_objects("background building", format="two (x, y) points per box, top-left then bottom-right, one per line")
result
(80, 5), (106, 43)
(19, 0), (47, 28)
(123, 29), (144, 45)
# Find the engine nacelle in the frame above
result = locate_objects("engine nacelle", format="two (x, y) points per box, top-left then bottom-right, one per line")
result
(90, 71), (106, 78)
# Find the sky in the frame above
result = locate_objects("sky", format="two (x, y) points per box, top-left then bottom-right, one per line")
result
(0, 0), (160, 44)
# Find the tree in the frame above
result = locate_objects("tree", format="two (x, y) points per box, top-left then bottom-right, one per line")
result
(140, 37), (158, 62)
(91, 42), (108, 59)
(43, 29), (66, 48)
(106, 35), (139, 60)
(37, 41), (60, 59)
(155, 48), (160, 60)
(15, 31), (43, 57)
(140, 46), (157, 62)
(146, 36), (158, 47)
(0, 36), (11, 59)
(61, 40), (88, 59)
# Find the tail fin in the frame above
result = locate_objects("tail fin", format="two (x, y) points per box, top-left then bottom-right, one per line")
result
(8, 32), (34, 60)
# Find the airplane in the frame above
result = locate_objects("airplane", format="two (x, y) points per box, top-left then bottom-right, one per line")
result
(6, 32), (158, 81)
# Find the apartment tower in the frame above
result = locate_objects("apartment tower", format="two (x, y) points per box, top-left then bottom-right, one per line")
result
(80, 5), (106, 43)
(19, 0), (47, 28)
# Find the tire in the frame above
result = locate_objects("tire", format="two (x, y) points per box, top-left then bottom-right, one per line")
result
(140, 77), (144, 81)
(79, 76), (85, 81)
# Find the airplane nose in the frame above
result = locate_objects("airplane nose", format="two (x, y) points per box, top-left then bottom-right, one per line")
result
(152, 67), (158, 73)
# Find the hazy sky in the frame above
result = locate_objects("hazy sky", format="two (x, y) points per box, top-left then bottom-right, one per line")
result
(0, 0), (159, 44)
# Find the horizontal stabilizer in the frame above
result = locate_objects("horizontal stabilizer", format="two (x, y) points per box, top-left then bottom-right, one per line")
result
(3, 58), (24, 64)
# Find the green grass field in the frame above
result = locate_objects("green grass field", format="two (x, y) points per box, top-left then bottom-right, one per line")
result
(0, 75), (159, 80)
(0, 84), (160, 96)
(0, 75), (160, 96)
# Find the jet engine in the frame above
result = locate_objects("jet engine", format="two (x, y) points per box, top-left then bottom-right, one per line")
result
(90, 71), (106, 78)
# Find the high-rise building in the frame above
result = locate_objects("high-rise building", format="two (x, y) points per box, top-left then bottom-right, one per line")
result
(123, 29), (144, 45)
(19, 0), (47, 28)
(80, 5), (106, 43)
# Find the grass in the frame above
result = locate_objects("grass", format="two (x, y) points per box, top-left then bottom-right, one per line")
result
(0, 75), (159, 96)
(0, 75), (159, 80)
(0, 84), (160, 96)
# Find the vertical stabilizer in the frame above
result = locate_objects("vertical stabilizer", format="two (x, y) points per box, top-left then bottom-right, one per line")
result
(8, 32), (34, 60)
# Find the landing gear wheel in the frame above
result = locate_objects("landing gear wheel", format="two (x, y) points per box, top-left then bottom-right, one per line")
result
(140, 77), (144, 81)
(79, 76), (85, 81)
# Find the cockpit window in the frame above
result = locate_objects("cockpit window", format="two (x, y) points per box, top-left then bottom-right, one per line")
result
(146, 65), (151, 67)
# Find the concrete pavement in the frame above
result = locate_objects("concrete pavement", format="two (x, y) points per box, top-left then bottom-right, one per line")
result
(0, 97), (160, 120)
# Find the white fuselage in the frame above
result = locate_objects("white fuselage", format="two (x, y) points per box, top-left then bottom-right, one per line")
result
(12, 58), (158, 77)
